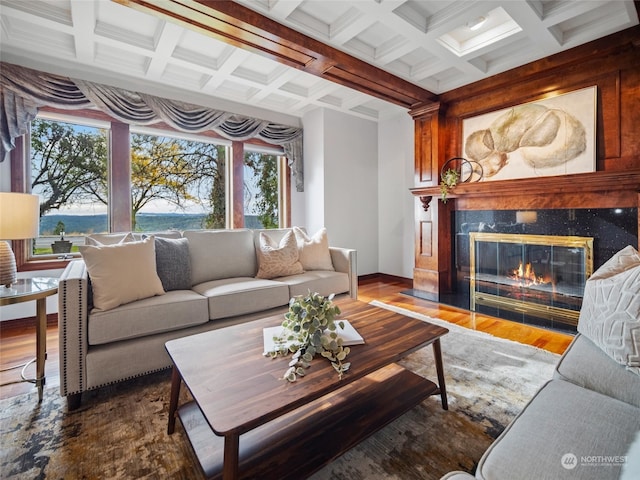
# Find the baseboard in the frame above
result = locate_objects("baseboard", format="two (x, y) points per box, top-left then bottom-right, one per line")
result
(358, 273), (413, 287)
(0, 313), (58, 331)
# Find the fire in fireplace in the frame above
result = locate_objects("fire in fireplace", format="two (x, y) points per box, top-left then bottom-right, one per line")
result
(510, 261), (548, 286)
(470, 233), (593, 326)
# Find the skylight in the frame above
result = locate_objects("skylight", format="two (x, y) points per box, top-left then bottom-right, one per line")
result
(437, 7), (522, 57)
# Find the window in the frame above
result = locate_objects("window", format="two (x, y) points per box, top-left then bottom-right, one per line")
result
(244, 149), (286, 229)
(16, 109), (290, 267)
(131, 128), (229, 232)
(30, 115), (109, 258)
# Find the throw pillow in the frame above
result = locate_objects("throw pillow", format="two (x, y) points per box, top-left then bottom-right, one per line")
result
(152, 236), (192, 291)
(577, 245), (640, 375)
(256, 230), (304, 279)
(79, 236), (165, 311)
(84, 232), (134, 246)
(293, 226), (335, 271)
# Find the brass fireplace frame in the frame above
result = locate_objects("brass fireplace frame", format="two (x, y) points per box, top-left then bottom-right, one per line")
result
(470, 233), (594, 326)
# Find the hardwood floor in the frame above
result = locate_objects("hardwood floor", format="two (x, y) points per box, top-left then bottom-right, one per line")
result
(0, 277), (574, 401)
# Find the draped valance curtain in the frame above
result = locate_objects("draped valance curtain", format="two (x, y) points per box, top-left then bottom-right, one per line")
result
(0, 62), (304, 191)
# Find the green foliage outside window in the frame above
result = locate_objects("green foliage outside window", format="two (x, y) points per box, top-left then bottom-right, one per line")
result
(30, 118), (281, 239)
(245, 151), (279, 229)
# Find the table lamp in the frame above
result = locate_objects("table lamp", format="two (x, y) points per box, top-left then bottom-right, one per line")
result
(0, 192), (40, 287)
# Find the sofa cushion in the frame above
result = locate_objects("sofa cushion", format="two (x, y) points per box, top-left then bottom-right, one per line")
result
(85, 232), (134, 246)
(152, 236), (192, 291)
(79, 236), (165, 312)
(256, 230), (304, 279)
(88, 289), (209, 345)
(293, 227), (335, 271)
(193, 277), (290, 320)
(577, 245), (640, 375)
(554, 333), (640, 408)
(278, 270), (350, 298)
(184, 229), (257, 284)
(252, 228), (294, 247)
(477, 379), (640, 480)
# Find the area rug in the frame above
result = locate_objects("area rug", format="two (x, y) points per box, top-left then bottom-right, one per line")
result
(0, 301), (561, 480)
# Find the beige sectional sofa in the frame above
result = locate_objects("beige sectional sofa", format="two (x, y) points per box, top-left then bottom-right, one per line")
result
(442, 245), (640, 480)
(58, 227), (356, 409)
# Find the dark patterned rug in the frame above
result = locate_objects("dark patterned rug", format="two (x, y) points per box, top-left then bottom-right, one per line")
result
(0, 301), (560, 480)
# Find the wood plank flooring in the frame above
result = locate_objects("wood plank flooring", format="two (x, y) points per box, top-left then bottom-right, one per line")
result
(0, 277), (573, 401)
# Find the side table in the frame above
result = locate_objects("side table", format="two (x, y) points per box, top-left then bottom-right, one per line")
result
(0, 277), (59, 402)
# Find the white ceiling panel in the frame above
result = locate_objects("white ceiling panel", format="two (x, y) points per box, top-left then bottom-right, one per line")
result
(0, 0), (637, 122)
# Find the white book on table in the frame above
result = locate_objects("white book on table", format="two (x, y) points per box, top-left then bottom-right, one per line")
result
(263, 319), (364, 354)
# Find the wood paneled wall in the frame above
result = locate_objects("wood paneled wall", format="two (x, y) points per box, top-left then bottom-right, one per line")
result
(410, 25), (640, 295)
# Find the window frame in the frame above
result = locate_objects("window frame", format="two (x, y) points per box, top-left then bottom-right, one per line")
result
(11, 107), (292, 271)
(243, 145), (290, 229)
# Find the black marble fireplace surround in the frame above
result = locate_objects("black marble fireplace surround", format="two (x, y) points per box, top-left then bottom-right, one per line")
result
(411, 208), (638, 333)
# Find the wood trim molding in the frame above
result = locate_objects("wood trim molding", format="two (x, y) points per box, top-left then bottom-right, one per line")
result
(411, 170), (640, 210)
(114, 0), (438, 109)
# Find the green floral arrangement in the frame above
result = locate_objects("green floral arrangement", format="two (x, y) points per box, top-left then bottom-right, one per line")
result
(267, 291), (351, 382)
(440, 168), (460, 203)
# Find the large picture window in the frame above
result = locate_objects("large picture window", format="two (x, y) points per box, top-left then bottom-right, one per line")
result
(31, 116), (109, 257)
(20, 110), (290, 265)
(130, 128), (229, 232)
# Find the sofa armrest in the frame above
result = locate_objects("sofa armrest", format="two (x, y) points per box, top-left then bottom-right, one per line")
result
(57, 259), (89, 397)
(330, 247), (357, 299)
(440, 472), (475, 480)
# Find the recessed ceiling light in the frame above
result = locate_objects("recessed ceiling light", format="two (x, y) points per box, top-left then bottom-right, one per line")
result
(438, 7), (521, 57)
(467, 16), (487, 31)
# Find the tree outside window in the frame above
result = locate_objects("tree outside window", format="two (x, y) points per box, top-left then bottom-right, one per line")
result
(244, 151), (279, 229)
(28, 116), (284, 259)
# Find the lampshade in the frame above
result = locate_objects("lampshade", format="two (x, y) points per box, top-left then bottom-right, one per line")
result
(0, 192), (40, 287)
(0, 192), (40, 239)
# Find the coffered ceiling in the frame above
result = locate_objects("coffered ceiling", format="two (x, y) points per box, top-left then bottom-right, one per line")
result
(0, 1), (638, 122)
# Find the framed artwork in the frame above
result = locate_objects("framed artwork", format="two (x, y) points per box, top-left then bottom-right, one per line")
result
(462, 86), (597, 182)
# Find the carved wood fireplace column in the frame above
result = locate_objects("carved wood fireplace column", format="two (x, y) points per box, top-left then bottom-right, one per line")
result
(409, 102), (451, 295)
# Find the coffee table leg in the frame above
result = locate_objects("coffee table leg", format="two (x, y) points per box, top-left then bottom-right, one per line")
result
(433, 339), (448, 410)
(168, 366), (181, 434)
(223, 433), (240, 480)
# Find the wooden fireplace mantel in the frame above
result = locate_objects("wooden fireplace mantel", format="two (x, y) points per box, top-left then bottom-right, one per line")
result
(411, 169), (640, 211)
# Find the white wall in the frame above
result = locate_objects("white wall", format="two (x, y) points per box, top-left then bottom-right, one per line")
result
(300, 108), (379, 275)
(377, 112), (415, 278)
(293, 108), (323, 231)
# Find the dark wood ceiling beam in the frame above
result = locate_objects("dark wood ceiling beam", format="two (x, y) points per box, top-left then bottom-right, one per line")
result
(113, 0), (438, 109)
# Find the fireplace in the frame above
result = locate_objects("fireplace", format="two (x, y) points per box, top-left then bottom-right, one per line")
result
(470, 233), (593, 327)
(403, 207), (637, 333)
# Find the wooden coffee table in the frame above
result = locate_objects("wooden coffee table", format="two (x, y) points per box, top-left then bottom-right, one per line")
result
(166, 299), (448, 480)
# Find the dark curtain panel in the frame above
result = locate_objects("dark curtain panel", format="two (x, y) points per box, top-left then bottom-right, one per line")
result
(0, 62), (304, 191)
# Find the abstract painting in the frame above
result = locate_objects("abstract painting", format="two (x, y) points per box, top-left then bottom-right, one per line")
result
(462, 86), (596, 182)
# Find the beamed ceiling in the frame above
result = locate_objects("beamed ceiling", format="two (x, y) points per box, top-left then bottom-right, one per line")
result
(0, 0), (638, 122)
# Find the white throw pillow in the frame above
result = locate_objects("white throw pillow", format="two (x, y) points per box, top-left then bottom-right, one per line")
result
(256, 230), (304, 279)
(293, 226), (334, 271)
(84, 232), (134, 246)
(79, 236), (165, 311)
(577, 245), (640, 375)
